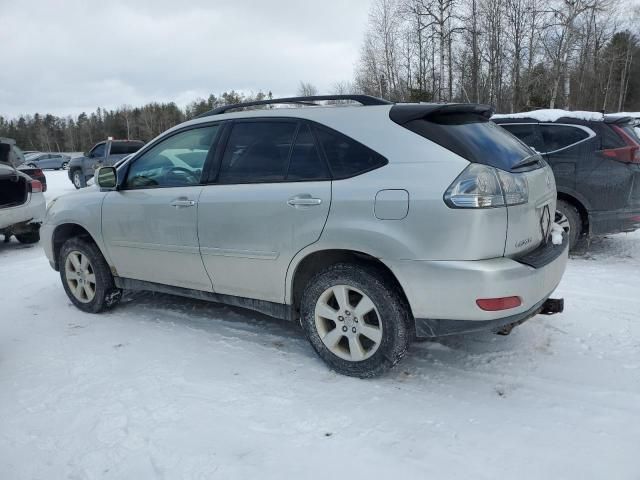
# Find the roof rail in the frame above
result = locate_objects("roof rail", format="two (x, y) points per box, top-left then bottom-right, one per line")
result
(196, 95), (392, 118)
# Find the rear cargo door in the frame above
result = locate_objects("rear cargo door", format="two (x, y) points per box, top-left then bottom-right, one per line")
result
(504, 164), (557, 257)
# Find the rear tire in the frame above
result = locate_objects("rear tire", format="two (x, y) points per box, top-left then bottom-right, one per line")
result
(15, 231), (40, 244)
(556, 199), (582, 250)
(300, 263), (411, 378)
(59, 237), (121, 313)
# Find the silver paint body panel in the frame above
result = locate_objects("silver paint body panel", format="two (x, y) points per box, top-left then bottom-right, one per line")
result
(43, 104), (568, 325)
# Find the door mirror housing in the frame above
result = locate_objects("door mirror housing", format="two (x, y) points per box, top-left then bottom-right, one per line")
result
(96, 166), (118, 190)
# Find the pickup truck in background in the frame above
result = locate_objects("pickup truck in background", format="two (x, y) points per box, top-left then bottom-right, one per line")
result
(68, 139), (144, 189)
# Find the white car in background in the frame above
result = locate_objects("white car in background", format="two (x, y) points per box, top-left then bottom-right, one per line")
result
(0, 162), (46, 244)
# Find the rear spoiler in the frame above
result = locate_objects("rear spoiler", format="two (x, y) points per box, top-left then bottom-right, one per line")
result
(603, 115), (635, 125)
(389, 103), (494, 125)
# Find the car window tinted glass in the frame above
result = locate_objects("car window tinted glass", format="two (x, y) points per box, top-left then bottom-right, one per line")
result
(218, 121), (297, 184)
(540, 125), (589, 152)
(287, 124), (330, 181)
(111, 142), (145, 155)
(401, 114), (533, 171)
(313, 125), (387, 179)
(125, 125), (219, 188)
(500, 124), (544, 152)
(91, 143), (106, 158)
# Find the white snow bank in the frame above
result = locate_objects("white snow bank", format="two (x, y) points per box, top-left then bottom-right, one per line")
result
(551, 223), (564, 245)
(492, 109), (605, 122)
(606, 112), (640, 119)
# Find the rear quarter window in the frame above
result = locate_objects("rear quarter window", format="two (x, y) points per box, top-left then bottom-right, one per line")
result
(539, 125), (590, 152)
(313, 124), (387, 179)
(401, 113), (534, 171)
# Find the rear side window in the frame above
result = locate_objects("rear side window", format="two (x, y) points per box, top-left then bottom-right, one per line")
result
(402, 113), (534, 171)
(218, 121), (297, 184)
(313, 125), (387, 179)
(539, 125), (589, 152)
(500, 123), (544, 152)
(287, 124), (330, 181)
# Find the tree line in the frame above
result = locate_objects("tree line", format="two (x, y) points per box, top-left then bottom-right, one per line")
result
(0, 91), (274, 153)
(354, 0), (640, 112)
(2, 0), (639, 153)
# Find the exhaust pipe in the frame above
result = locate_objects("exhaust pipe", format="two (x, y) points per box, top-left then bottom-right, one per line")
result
(540, 298), (564, 315)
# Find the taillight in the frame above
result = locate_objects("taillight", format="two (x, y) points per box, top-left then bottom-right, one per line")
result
(444, 163), (528, 208)
(29, 179), (43, 193)
(603, 126), (640, 163)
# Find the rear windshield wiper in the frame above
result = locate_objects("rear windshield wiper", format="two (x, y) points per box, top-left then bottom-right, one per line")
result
(511, 154), (542, 171)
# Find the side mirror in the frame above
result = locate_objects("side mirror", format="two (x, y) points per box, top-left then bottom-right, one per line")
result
(96, 166), (118, 190)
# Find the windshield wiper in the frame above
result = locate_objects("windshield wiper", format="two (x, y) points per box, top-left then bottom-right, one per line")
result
(511, 154), (542, 171)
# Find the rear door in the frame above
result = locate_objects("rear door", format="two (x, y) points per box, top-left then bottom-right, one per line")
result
(197, 120), (331, 303)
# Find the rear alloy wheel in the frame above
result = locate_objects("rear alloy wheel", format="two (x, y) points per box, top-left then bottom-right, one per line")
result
(72, 170), (84, 189)
(556, 199), (582, 250)
(59, 237), (121, 313)
(300, 263), (411, 378)
(61, 161), (69, 169)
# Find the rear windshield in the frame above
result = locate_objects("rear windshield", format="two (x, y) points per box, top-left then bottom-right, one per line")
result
(401, 113), (536, 171)
(111, 142), (144, 155)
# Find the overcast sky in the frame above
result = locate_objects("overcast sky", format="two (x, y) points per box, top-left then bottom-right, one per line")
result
(0, 0), (372, 118)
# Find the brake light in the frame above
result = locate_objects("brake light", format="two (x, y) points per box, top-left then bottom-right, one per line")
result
(476, 296), (522, 311)
(603, 126), (640, 163)
(29, 179), (43, 193)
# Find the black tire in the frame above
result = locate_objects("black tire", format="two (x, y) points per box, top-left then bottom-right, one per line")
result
(28, 163), (37, 168)
(62, 162), (69, 169)
(15, 231), (40, 244)
(59, 237), (121, 313)
(71, 169), (85, 189)
(556, 199), (582, 250)
(300, 263), (412, 378)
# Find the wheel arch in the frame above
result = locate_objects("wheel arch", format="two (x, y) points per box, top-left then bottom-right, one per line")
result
(51, 223), (104, 271)
(287, 248), (412, 318)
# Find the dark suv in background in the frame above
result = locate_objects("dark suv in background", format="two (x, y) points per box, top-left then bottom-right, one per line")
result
(493, 112), (640, 249)
(68, 139), (144, 189)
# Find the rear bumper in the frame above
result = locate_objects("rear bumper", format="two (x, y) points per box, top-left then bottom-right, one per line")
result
(0, 193), (46, 232)
(589, 208), (640, 235)
(387, 235), (569, 336)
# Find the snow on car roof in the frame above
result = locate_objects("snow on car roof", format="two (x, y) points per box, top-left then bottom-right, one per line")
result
(492, 109), (605, 122)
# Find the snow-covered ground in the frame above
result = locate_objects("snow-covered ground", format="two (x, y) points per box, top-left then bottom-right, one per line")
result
(1, 171), (639, 479)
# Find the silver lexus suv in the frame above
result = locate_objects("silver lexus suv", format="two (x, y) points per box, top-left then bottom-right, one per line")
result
(42, 95), (568, 377)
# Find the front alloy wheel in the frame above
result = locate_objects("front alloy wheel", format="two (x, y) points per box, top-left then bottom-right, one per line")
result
(64, 250), (97, 303)
(73, 170), (83, 189)
(59, 237), (121, 313)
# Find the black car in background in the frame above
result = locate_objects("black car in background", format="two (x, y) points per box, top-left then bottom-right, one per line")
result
(493, 112), (640, 249)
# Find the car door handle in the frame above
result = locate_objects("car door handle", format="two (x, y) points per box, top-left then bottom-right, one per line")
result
(287, 195), (322, 207)
(171, 198), (196, 208)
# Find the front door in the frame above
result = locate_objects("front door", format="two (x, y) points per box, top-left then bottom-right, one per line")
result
(101, 124), (221, 291)
(198, 120), (332, 303)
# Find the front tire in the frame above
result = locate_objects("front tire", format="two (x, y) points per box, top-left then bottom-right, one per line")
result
(300, 263), (412, 378)
(59, 237), (121, 313)
(72, 169), (84, 189)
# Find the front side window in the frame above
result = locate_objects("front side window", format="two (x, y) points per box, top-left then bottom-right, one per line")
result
(124, 125), (219, 189)
(90, 143), (106, 158)
(539, 125), (590, 152)
(313, 125), (387, 179)
(218, 121), (297, 184)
